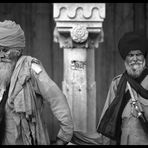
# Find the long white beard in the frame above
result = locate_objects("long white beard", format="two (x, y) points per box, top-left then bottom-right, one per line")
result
(0, 62), (15, 90)
(125, 60), (146, 78)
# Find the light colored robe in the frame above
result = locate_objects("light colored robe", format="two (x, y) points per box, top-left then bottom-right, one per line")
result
(97, 73), (148, 145)
(2, 55), (74, 145)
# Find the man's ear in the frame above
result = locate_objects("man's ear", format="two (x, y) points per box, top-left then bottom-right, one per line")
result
(17, 50), (21, 56)
(16, 49), (22, 56)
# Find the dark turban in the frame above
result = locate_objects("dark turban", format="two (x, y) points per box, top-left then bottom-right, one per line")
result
(0, 20), (25, 48)
(118, 32), (148, 60)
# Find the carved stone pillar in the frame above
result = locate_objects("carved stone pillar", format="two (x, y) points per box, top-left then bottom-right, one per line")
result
(53, 3), (105, 133)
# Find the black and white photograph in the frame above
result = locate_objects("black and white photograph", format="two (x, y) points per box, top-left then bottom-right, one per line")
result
(0, 3), (147, 145)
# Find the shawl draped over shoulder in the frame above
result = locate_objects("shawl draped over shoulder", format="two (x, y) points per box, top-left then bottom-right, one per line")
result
(7, 55), (50, 145)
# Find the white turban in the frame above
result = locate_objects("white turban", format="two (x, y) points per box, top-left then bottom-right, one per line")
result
(0, 20), (25, 48)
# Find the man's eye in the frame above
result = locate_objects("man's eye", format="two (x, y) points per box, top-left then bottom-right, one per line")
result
(2, 48), (9, 52)
(128, 54), (133, 57)
(136, 53), (143, 56)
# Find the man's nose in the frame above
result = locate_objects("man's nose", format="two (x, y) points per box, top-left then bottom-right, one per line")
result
(132, 54), (138, 61)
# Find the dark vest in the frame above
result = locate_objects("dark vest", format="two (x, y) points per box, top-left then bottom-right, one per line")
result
(0, 85), (9, 144)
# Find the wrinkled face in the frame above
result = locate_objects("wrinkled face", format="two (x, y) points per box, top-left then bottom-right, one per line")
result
(0, 46), (21, 89)
(125, 50), (146, 78)
(0, 46), (21, 63)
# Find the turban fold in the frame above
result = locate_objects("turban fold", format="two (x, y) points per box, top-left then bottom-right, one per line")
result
(118, 32), (148, 60)
(0, 20), (25, 48)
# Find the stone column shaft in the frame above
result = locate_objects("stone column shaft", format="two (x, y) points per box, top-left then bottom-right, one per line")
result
(53, 3), (105, 133)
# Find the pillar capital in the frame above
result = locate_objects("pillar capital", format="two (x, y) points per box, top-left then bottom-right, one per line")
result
(53, 3), (105, 48)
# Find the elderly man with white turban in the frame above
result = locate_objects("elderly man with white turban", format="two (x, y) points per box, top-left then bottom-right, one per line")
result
(0, 20), (73, 145)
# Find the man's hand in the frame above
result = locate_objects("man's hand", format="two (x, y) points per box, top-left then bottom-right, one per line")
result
(55, 137), (68, 145)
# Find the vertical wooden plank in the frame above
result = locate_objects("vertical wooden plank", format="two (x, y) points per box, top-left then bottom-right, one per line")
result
(134, 3), (146, 34)
(134, 3), (147, 64)
(96, 3), (115, 123)
(31, 3), (52, 75)
(14, 3), (33, 56)
(146, 3), (148, 37)
(146, 3), (148, 65)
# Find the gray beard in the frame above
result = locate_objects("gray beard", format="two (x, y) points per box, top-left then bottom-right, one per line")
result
(125, 60), (146, 78)
(0, 62), (15, 90)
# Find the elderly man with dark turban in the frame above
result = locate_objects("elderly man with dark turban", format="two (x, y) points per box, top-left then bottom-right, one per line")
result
(0, 20), (73, 145)
(97, 32), (148, 145)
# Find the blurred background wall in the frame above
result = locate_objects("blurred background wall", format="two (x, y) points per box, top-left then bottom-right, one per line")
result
(0, 3), (147, 142)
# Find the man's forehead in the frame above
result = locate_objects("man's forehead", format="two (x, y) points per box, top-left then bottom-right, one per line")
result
(128, 50), (143, 54)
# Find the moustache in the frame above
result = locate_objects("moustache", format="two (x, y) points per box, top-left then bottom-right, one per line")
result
(129, 61), (143, 65)
(0, 58), (11, 63)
